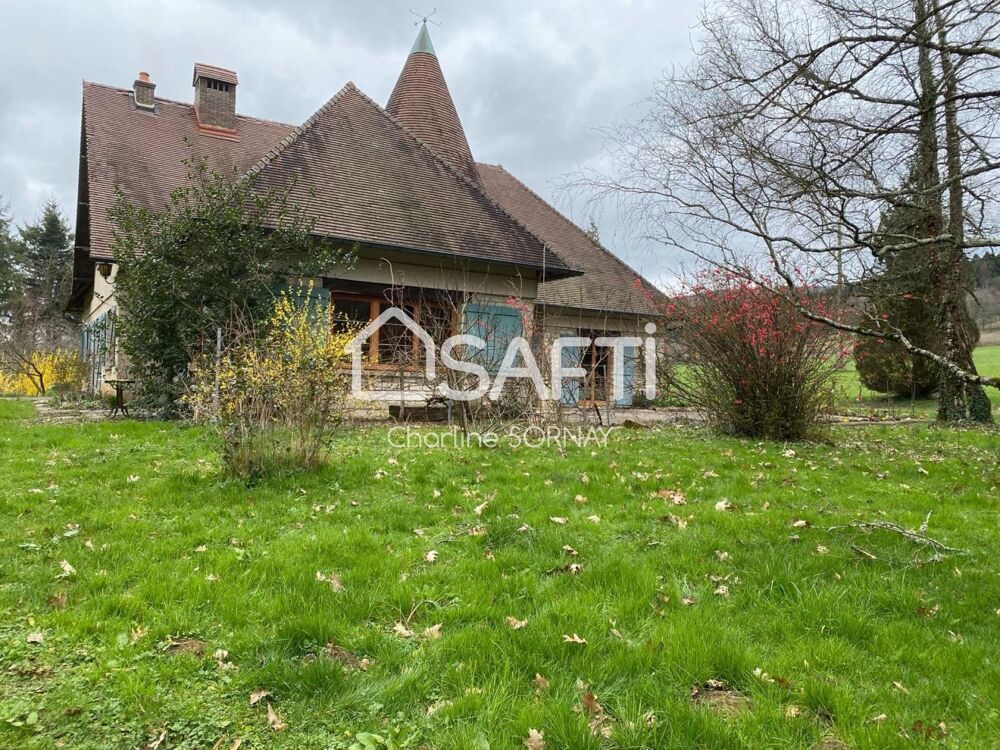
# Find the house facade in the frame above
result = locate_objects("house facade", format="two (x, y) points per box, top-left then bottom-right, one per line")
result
(68, 25), (664, 412)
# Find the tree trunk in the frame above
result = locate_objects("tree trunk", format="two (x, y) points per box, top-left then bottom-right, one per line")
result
(933, 0), (992, 422)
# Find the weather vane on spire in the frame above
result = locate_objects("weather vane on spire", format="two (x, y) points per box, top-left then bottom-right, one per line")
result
(410, 8), (440, 26)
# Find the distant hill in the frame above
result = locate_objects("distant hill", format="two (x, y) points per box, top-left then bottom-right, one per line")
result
(970, 252), (1000, 345)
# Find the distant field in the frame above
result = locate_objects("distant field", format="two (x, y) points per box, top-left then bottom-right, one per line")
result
(833, 345), (1000, 418)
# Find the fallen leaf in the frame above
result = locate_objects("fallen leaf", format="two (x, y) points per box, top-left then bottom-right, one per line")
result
(26, 632), (44, 644)
(249, 689), (271, 707)
(586, 515), (601, 524)
(47, 591), (67, 610)
(791, 519), (810, 528)
(266, 703), (286, 732)
(423, 623), (443, 639)
(785, 705), (802, 718)
(140, 729), (166, 750)
(315, 571), (344, 592)
(815, 545), (829, 555)
(657, 488), (687, 505)
(714, 500), (733, 512)
(715, 550), (730, 561)
(425, 550), (439, 563)
(574, 494), (588, 504)
(506, 616), (528, 630)
(681, 596), (696, 606)
(714, 584), (730, 598)
(474, 501), (489, 516)
(868, 713), (888, 724)
(562, 545), (578, 556)
(57, 559), (76, 578)
(523, 728), (545, 750)
(562, 633), (588, 645)
(892, 681), (909, 694)
(194, 545), (208, 553)
(393, 622), (414, 638)
(534, 673), (549, 692)
(549, 516), (568, 525)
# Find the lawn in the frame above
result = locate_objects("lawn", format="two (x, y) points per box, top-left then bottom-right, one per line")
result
(0, 411), (998, 748)
(831, 345), (1000, 419)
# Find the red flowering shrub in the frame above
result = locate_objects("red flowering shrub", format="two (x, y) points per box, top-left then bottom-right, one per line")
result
(667, 270), (847, 440)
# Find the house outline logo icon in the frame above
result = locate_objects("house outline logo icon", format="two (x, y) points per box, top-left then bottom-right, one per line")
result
(346, 307), (437, 402)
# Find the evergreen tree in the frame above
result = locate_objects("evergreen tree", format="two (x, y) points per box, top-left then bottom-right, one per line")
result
(18, 200), (73, 331)
(0, 201), (24, 321)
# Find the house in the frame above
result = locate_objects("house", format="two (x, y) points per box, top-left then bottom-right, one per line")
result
(67, 24), (664, 410)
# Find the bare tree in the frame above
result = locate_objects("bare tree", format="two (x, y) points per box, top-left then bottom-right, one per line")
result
(578, 0), (1000, 421)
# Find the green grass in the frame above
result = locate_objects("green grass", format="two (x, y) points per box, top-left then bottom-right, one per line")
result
(1, 414), (999, 748)
(0, 399), (36, 421)
(833, 345), (1000, 419)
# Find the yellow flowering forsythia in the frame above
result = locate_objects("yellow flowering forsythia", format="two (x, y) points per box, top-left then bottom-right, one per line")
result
(186, 288), (356, 478)
(0, 350), (86, 396)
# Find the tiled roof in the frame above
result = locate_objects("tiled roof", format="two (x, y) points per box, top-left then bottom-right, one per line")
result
(79, 82), (292, 260)
(477, 163), (665, 315)
(247, 83), (574, 276)
(386, 35), (481, 184)
(193, 63), (238, 85)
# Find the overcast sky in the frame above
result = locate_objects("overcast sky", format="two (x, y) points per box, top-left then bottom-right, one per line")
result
(0, 0), (702, 283)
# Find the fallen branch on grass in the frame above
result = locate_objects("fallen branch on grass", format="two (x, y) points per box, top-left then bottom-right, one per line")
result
(827, 512), (969, 558)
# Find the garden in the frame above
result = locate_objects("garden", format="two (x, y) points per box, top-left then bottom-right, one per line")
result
(1, 401), (999, 748)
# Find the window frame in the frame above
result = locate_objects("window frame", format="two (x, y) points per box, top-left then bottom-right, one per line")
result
(330, 293), (457, 370)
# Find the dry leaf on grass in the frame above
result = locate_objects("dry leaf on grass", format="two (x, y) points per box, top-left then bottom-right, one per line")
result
(26, 632), (44, 644)
(140, 729), (166, 750)
(562, 545), (578, 556)
(393, 622), (415, 638)
(550, 516), (568, 525)
(249, 689), (271, 707)
(791, 519), (811, 528)
(691, 679), (751, 714)
(315, 571), (344, 592)
(714, 500), (733, 512)
(56, 560), (75, 578)
(506, 616), (528, 630)
(534, 673), (549, 692)
(423, 623), (443, 639)
(266, 703), (286, 732)
(474, 501), (489, 516)
(523, 728), (545, 749)
(424, 550), (439, 563)
(165, 637), (205, 656)
(562, 633), (588, 645)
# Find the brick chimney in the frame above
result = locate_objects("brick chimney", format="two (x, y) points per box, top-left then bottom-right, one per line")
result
(192, 63), (238, 132)
(133, 71), (156, 110)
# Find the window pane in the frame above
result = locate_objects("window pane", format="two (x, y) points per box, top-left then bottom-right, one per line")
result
(378, 303), (415, 365)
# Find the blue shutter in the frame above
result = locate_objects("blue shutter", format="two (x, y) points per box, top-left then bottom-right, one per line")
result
(616, 345), (636, 407)
(463, 303), (522, 373)
(560, 334), (583, 405)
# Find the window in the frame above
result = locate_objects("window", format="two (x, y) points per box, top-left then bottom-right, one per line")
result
(330, 294), (454, 367)
(578, 330), (620, 404)
(206, 79), (231, 93)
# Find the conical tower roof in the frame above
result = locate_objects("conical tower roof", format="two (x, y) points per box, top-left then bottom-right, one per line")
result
(386, 24), (480, 184)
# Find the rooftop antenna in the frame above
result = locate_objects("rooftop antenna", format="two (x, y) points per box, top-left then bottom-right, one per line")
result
(410, 7), (441, 26)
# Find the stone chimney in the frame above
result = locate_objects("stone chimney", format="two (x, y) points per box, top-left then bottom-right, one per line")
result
(133, 71), (156, 110)
(192, 63), (238, 131)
